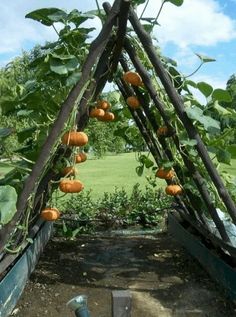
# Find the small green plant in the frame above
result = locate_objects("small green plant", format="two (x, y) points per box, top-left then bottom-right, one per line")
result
(55, 184), (172, 235)
(96, 187), (130, 228)
(128, 184), (171, 227)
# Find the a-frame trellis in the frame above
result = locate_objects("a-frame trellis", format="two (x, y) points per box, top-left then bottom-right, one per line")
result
(1, 0), (236, 273)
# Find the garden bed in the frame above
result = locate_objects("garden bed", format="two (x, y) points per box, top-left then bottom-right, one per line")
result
(13, 230), (235, 317)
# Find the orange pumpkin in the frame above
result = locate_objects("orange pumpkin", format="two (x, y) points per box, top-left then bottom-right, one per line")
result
(90, 108), (105, 118)
(40, 207), (60, 221)
(78, 152), (87, 162)
(75, 152), (87, 163)
(156, 168), (175, 180)
(123, 71), (143, 87)
(165, 184), (183, 196)
(101, 112), (115, 122)
(59, 179), (84, 193)
(126, 96), (140, 109)
(157, 126), (168, 137)
(97, 100), (111, 110)
(62, 131), (88, 146)
(61, 166), (77, 176)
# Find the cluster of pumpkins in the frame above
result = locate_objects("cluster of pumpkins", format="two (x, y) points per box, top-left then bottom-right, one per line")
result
(89, 100), (115, 121)
(40, 71), (183, 222)
(123, 71), (183, 196)
(40, 131), (89, 221)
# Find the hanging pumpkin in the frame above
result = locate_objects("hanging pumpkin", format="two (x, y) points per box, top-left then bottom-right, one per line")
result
(62, 131), (88, 146)
(97, 100), (111, 110)
(79, 152), (87, 162)
(126, 96), (140, 109)
(40, 207), (60, 221)
(90, 108), (105, 118)
(165, 184), (183, 196)
(99, 112), (115, 122)
(61, 166), (77, 176)
(156, 168), (174, 180)
(123, 71), (143, 87)
(75, 152), (87, 163)
(157, 126), (168, 137)
(59, 179), (84, 193)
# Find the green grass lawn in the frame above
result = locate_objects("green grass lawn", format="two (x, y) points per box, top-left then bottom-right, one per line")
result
(0, 154), (235, 198)
(76, 152), (165, 197)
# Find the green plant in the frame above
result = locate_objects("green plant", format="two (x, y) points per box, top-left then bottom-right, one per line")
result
(96, 187), (130, 228)
(54, 184), (172, 235)
(55, 190), (97, 235)
(128, 184), (171, 227)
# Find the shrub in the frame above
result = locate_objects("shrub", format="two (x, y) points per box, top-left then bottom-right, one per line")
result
(55, 184), (172, 236)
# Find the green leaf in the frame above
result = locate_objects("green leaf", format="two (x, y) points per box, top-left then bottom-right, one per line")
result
(227, 145), (236, 159)
(216, 149), (231, 165)
(186, 106), (220, 133)
(1, 99), (19, 115)
(108, 91), (121, 104)
(50, 59), (68, 75)
(165, 0), (184, 6)
(212, 89), (232, 103)
(49, 56), (79, 75)
(66, 71), (82, 86)
(0, 185), (17, 225)
(180, 139), (198, 146)
(144, 157), (154, 168)
(17, 127), (37, 143)
(213, 101), (231, 116)
(132, 0), (147, 5)
(142, 24), (154, 33)
(0, 128), (14, 139)
(25, 8), (67, 26)
(136, 165), (144, 177)
(197, 82), (213, 97)
(162, 161), (174, 169)
(68, 10), (94, 27)
(17, 110), (34, 117)
(168, 67), (182, 91)
(185, 80), (197, 88)
(50, 53), (76, 60)
(65, 57), (79, 72)
(195, 53), (216, 63)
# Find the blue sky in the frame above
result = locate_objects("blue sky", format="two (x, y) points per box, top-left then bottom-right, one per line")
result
(0, 0), (235, 90)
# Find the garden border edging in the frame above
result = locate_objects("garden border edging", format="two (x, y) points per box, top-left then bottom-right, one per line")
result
(0, 221), (53, 317)
(168, 212), (236, 301)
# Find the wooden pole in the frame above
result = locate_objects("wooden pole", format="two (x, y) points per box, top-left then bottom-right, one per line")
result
(128, 7), (236, 223)
(121, 37), (230, 242)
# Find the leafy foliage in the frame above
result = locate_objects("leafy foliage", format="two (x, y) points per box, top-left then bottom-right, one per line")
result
(0, 186), (17, 226)
(55, 184), (171, 236)
(0, 0), (236, 253)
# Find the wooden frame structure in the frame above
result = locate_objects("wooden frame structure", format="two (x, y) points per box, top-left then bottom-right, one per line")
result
(1, 0), (236, 278)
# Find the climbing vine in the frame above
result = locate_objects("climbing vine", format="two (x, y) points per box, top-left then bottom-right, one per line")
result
(0, 0), (236, 258)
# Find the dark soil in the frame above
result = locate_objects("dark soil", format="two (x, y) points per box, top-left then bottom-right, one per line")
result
(13, 231), (236, 317)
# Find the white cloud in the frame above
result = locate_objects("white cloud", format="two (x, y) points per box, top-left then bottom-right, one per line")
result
(138, 0), (236, 48)
(0, 0), (236, 73)
(0, 0), (104, 56)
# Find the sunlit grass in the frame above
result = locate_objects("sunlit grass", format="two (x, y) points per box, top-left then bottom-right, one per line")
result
(76, 152), (164, 198)
(0, 155), (235, 199)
